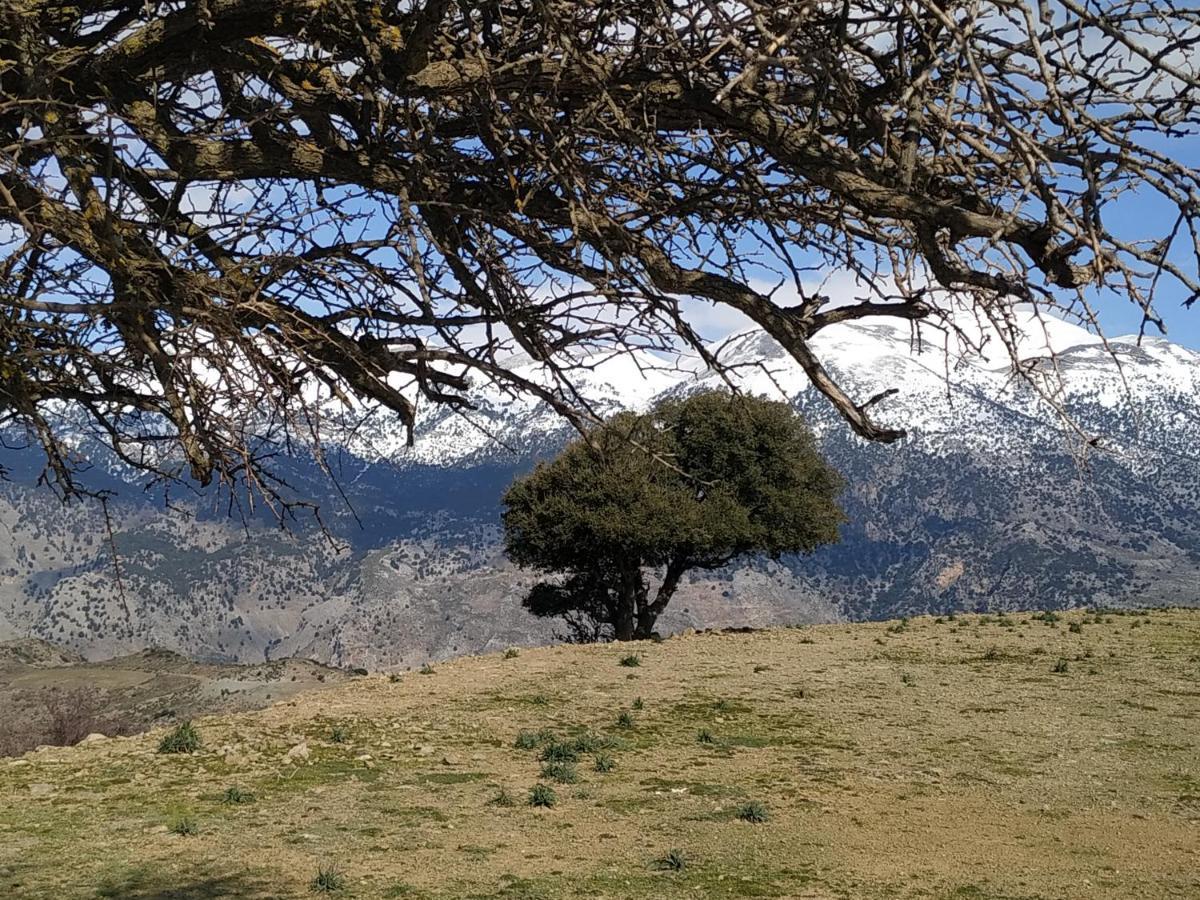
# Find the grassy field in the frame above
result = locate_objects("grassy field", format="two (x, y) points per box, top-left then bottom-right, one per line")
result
(1, 608), (1198, 899)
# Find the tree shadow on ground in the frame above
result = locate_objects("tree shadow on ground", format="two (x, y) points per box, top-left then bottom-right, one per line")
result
(93, 866), (288, 900)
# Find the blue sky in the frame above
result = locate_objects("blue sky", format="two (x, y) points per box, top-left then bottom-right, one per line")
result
(1104, 293), (1197, 349)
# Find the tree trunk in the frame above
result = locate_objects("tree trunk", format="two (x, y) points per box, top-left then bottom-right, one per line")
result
(613, 566), (639, 641)
(634, 554), (689, 639)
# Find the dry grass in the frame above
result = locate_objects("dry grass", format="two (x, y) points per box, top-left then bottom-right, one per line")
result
(1, 608), (1198, 899)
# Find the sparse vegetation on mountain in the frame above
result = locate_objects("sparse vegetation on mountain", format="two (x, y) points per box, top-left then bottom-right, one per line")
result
(503, 392), (844, 640)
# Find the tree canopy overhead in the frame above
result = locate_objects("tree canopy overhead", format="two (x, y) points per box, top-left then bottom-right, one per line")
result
(502, 390), (845, 641)
(2, 1), (1198, 499)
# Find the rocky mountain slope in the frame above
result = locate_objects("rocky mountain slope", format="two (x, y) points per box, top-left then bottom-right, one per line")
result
(1, 309), (1198, 666)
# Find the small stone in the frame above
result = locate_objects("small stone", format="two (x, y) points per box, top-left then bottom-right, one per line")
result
(145, 824), (169, 835)
(441, 754), (459, 766)
(79, 733), (107, 744)
(285, 741), (310, 762)
(414, 745), (435, 756)
(29, 783), (54, 797)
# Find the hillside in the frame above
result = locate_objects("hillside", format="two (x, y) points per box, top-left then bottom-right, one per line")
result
(0, 640), (356, 757)
(2, 309), (1199, 667)
(2, 608), (1197, 899)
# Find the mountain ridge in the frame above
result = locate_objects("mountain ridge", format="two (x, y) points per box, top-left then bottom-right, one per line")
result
(1, 308), (1198, 666)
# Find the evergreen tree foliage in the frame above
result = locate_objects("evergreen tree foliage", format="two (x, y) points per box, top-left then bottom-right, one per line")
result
(503, 391), (845, 641)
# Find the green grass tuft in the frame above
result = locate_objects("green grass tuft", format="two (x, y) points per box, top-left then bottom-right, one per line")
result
(311, 863), (346, 893)
(736, 800), (769, 823)
(538, 740), (579, 763)
(540, 761), (579, 784)
(488, 787), (516, 807)
(514, 730), (544, 751)
(528, 783), (557, 807)
(619, 654), (641, 668)
(221, 786), (255, 805)
(169, 816), (199, 836)
(655, 848), (687, 871)
(158, 721), (201, 754)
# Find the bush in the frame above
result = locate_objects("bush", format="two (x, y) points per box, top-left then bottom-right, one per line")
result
(593, 753), (616, 773)
(514, 730), (544, 751)
(696, 729), (716, 745)
(170, 816), (199, 836)
(158, 721), (201, 754)
(329, 725), (349, 744)
(221, 786), (255, 805)
(538, 740), (579, 763)
(540, 761), (579, 784)
(0, 688), (137, 757)
(619, 654), (642, 668)
(529, 784), (557, 807)
(655, 849), (687, 871)
(41, 688), (104, 747)
(488, 787), (516, 807)
(419, 663), (436, 675)
(569, 732), (610, 753)
(616, 711), (634, 729)
(1053, 658), (1070, 674)
(736, 801), (768, 823)
(311, 864), (346, 893)
(504, 648), (521, 659)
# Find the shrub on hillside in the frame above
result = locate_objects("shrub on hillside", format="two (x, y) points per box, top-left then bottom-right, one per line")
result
(158, 721), (201, 754)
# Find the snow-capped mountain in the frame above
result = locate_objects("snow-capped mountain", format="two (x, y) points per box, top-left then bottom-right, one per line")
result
(336, 308), (1200, 470)
(1, 308), (1198, 667)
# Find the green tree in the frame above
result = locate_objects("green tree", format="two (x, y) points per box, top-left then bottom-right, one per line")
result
(502, 391), (845, 641)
